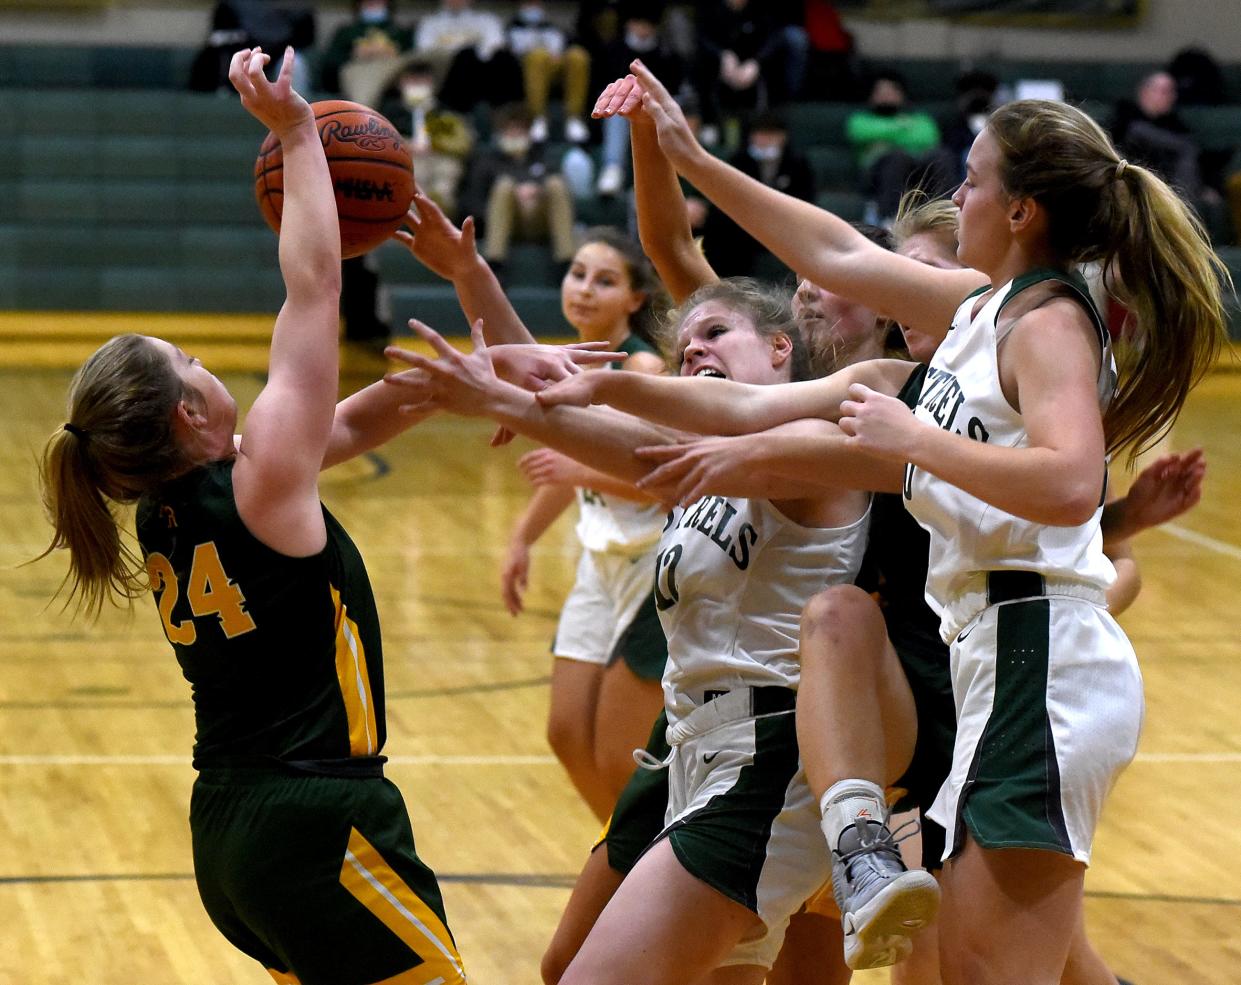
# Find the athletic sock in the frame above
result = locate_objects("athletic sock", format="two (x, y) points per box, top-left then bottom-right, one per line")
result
(820, 778), (888, 851)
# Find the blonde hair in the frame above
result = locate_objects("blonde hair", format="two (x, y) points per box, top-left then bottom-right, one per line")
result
(891, 190), (959, 251)
(659, 278), (812, 381)
(988, 99), (1229, 458)
(36, 334), (191, 616)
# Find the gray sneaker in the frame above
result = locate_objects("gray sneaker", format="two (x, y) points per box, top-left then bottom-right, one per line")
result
(831, 818), (941, 970)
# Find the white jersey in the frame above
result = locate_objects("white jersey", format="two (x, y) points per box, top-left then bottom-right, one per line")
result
(574, 487), (666, 556)
(904, 270), (1118, 638)
(655, 494), (870, 725)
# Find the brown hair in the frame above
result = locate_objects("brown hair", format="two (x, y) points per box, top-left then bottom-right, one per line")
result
(659, 277), (812, 381)
(576, 226), (670, 347)
(36, 334), (191, 616)
(987, 99), (1229, 458)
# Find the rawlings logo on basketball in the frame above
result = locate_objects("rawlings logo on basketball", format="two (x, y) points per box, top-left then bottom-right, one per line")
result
(320, 118), (401, 151)
(335, 177), (397, 203)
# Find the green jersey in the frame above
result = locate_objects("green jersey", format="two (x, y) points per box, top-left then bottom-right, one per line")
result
(136, 460), (386, 773)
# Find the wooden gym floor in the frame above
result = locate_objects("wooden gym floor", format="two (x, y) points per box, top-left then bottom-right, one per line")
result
(0, 322), (1239, 984)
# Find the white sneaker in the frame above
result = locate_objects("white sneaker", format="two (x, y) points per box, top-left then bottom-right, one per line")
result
(529, 116), (549, 143)
(832, 819), (940, 970)
(596, 163), (625, 196)
(564, 116), (590, 143)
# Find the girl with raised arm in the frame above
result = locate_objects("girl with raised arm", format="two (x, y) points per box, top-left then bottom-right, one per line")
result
(387, 278), (897, 985)
(37, 49), (469, 985)
(549, 67), (1228, 985)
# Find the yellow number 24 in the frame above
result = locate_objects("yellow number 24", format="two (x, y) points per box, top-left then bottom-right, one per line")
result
(146, 542), (258, 644)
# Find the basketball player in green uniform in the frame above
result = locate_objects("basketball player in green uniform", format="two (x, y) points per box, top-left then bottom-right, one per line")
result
(35, 48), (472, 985)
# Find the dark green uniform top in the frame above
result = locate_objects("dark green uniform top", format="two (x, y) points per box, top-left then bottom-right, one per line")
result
(136, 460), (386, 774)
(855, 362), (942, 652)
(616, 332), (661, 364)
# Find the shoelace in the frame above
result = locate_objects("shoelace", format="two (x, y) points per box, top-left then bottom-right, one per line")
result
(836, 818), (923, 895)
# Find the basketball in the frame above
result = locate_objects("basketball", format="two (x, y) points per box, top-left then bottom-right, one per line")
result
(254, 100), (414, 259)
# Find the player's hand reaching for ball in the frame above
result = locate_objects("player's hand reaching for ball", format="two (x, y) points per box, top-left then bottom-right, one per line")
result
(384, 319), (504, 417)
(594, 61), (702, 170)
(229, 47), (312, 139)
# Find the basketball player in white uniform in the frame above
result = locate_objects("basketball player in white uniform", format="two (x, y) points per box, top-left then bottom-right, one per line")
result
(385, 279), (903, 984)
(548, 69), (1228, 985)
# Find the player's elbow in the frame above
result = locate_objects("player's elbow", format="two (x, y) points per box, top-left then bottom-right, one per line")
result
(1046, 480), (1100, 526)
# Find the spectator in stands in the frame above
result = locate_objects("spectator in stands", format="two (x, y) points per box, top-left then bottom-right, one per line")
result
(596, 1), (692, 196)
(378, 60), (474, 217)
(693, 0), (808, 145)
(701, 110), (815, 276)
(415, 0), (524, 115)
(506, 0), (593, 144)
(846, 70), (956, 226)
(1111, 70), (1204, 199)
(459, 103), (577, 271)
(319, 0), (412, 105)
(801, 0), (858, 100)
(190, 0), (315, 93)
(1169, 46), (1229, 106)
(939, 69), (999, 181)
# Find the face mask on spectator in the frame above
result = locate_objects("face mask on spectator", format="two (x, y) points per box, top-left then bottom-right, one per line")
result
(517, 3), (543, 23)
(402, 83), (434, 108)
(748, 143), (782, 161)
(499, 134), (531, 156)
(358, 1), (389, 24)
(625, 29), (659, 53)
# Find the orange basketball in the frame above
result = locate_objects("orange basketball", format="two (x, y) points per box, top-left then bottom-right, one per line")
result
(254, 100), (414, 259)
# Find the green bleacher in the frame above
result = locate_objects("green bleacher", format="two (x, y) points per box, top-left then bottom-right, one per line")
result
(0, 43), (1237, 338)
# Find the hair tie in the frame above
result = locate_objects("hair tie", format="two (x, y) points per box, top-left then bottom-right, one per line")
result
(63, 422), (88, 439)
(1114, 159), (1129, 180)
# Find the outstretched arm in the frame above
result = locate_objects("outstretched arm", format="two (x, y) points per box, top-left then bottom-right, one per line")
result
(839, 303), (1108, 526)
(536, 356), (916, 434)
(231, 48), (342, 556)
(600, 64), (985, 337)
(393, 189), (534, 344)
(597, 76), (717, 303)
(634, 420), (904, 505)
(386, 321), (683, 484)
(519, 448), (661, 504)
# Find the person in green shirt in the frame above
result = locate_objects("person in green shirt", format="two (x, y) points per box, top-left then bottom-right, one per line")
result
(845, 71), (956, 225)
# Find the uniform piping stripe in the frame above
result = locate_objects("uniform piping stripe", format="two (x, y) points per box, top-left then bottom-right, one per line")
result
(339, 828), (465, 985)
(331, 586), (378, 757)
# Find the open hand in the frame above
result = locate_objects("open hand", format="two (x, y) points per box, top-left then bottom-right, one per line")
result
(490, 341), (624, 391)
(392, 187), (479, 282)
(229, 47), (312, 139)
(1122, 447), (1206, 531)
(383, 318), (501, 417)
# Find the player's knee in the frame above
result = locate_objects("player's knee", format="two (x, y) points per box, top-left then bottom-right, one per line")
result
(546, 714), (592, 771)
(800, 583), (879, 644)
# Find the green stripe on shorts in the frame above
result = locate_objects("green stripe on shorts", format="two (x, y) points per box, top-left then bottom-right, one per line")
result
(960, 599), (1073, 854)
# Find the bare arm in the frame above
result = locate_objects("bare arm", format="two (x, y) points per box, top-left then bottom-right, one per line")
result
(502, 482), (576, 616)
(609, 64), (985, 337)
(633, 419), (904, 506)
(230, 48), (342, 556)
(1103, 524), (1142, 615)
(536, 357), (916, 435)
(386, 322), (684, 484)
(602, 78), (716, 303)
(839, 304), (1107, 526)
(519, 448), (661, 504)
(393, 189), (534, 344)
